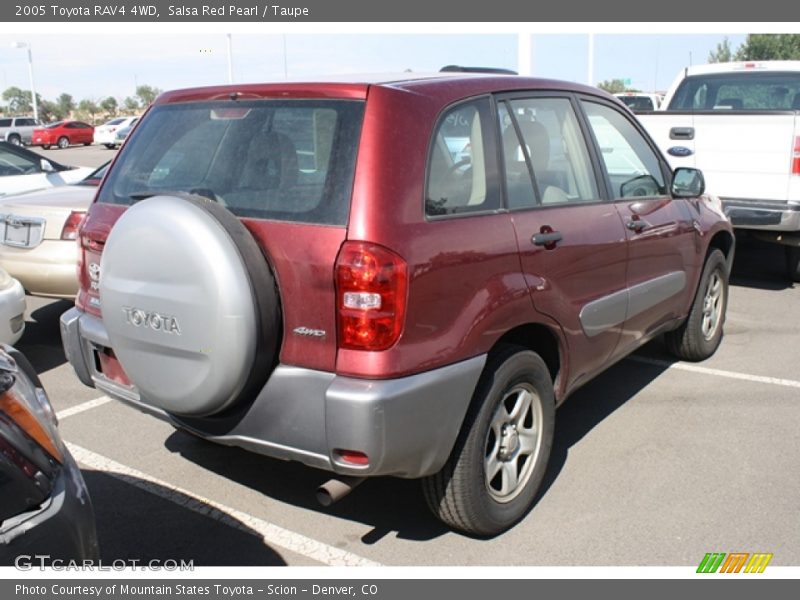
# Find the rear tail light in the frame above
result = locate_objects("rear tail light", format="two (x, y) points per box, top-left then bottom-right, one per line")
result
(793, 136), (800, 176)
(335, 241), (408, 351)
(60, 211), (86, 240)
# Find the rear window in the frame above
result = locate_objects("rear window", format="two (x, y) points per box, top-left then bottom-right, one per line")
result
(669, 71), (800, 111)
(617, 96), (655, 111)
(99, 99), (365, 226)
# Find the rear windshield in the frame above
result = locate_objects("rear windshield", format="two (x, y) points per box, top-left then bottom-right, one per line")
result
(97, 99), (365, 226)
(669, 71), (800, 111)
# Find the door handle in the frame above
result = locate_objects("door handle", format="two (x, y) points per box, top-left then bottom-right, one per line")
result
(669, 127), (695, 140)
(626, 219), (647, 232)
(531, 231), (563, 247)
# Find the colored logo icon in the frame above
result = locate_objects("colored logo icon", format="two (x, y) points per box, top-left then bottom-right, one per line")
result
(697, 552), (773, 573)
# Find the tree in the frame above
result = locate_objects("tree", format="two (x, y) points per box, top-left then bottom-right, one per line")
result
(735, 34), (800, 60)
(38, 99), (60, 122)
(56, 93), (75, 118)
(708, 37), (734, 63)
(122, 96), (140, 113)
(135, 84), (161, 107)
(2, 86), (32, 114)
(77, 98), (100, 124)
(597, 79), (639, 94)
(100, 96), (118, 118)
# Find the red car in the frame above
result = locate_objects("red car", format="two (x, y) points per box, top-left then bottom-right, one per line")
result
(60, 71), (733, 535)
(32, 121), (94, 149)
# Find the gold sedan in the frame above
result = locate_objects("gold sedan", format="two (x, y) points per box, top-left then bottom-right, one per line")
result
(0, 163), (107, 299)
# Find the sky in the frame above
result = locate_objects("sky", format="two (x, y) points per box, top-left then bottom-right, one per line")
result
(0, 31), (754, 106)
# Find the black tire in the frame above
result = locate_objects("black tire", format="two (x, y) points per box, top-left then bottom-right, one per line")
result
(57, 136), (69, 149)
(422, 345), (555, 536)
(41, 145), (50, 150)
(7, 134), (21, 146)
(83, 142), (91, 146)
(665, 249), (728, 361)
(785, 246), (800, 283)
(104, 144), (116, 149)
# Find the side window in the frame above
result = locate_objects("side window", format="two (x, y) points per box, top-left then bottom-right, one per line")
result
(0, 119), (12, 128)
(426, 98), (498, 217)
(582, 101), (666, 199)
(499, 97), (599, 207)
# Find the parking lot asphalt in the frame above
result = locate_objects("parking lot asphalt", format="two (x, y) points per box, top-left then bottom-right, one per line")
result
(12, 145), (800, 567)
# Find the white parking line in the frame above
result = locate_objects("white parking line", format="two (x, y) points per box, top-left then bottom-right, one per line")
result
(56, 396), (113, 420)
(628, 356), (800, 389)
(65, 442), (382, 567)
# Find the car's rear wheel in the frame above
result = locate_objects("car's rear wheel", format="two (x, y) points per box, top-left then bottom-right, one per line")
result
(422, 345), (554, 536)
(57, 136), (69, 149)
(103, 144), (115, 149)
(41, 145), (50, 150)
(665, 249), (728, 361)
(7, 134), (21, 146)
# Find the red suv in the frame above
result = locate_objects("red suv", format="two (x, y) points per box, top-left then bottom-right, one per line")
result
(60, 72), (733, 535)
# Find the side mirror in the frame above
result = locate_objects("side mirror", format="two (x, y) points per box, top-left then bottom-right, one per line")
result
(40, 159), (54, 173)
(671, 167), (705, 198)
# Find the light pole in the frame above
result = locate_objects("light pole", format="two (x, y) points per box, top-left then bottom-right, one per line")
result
(226, 34), (233, 83)
(11, 41), (39, 122)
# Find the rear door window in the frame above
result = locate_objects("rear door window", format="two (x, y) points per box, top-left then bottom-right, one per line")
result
(498, 97), (599, 208)
(97, 100), (364, 226)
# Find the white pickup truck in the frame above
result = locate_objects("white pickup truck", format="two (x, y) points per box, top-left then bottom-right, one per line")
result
(637, 61), (800, 281)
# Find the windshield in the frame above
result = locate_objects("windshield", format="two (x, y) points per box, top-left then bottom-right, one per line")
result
(97, 99), (364, 226)
(669, 71), (800, 110)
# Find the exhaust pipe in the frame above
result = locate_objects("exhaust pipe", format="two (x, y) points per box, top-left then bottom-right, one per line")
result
(316, 476), (365, 507)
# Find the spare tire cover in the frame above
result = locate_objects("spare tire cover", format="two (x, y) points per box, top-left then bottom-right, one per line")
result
(100, 194), (280, 417)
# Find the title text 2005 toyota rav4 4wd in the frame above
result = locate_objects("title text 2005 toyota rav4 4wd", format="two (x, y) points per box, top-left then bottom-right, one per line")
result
(61, 72), (733, 535)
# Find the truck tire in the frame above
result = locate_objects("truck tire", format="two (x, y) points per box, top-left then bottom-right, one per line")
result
(99, 194), (281, 418)
(786, 246), (800, 283)
(665, 249), (728, 361)
(7, 134), (21, 146)
(422, 345), (554, 536)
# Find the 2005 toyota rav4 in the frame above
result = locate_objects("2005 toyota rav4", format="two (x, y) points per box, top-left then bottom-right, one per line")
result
(61, 72), (733, 535)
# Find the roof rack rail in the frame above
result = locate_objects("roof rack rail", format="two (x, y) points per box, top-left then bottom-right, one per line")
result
(439, 65), (518, 75)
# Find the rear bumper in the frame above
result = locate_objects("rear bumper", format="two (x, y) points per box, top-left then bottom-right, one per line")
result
(722, 198), (800, 231)
(61, 307), (484, 479)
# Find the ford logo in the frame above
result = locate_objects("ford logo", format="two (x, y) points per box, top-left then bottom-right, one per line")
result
(667, 146), (694, 157)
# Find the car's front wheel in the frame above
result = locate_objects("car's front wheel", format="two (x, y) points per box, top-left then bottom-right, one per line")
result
(665, 249), (728, 361)
(422, 345), (555, 536)
(104, 144), (116, 149)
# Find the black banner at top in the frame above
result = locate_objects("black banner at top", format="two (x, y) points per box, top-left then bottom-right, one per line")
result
(2, 0), (797, 22)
